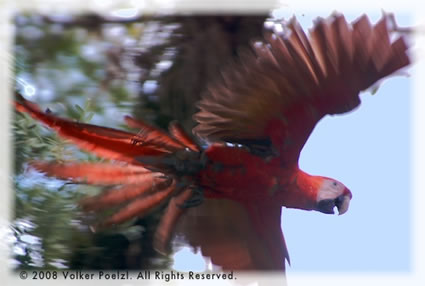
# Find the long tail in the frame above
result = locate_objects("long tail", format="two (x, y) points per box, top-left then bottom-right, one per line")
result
(14, 94), (200, 251)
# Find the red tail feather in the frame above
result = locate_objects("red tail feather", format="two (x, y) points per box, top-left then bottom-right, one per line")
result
(169, 121), (200, 152)
(124, 115), (184, 150)
(81, 176), (171, 211)
(15, 97), (172, 163)
(15, 95), (196, 231)
(154, 188), (194, 254)
(103, 180), (177, 226)
(30, 162), (156, 185)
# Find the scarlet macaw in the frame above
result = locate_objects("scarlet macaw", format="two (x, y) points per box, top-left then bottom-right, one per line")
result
(14, 13), (410, 271)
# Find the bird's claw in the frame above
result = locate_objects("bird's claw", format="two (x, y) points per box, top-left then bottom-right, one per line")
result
(178, 188), (204, 209)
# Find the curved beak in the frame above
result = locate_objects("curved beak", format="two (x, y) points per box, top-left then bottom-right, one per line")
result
(335, 194), (351, 215)
(317, 187), (352, 215)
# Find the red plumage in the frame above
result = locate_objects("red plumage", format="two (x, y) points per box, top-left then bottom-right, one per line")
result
(14, 13), (410, 272)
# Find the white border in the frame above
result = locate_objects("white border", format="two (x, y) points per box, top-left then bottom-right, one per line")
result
(1, 0), (424, 285)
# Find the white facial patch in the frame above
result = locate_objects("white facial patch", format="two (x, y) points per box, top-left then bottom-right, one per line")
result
(317, 179), (351, 215)
(316, 179), (346, 201)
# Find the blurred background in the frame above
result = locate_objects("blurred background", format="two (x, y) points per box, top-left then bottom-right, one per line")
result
(10, 6), (412, 274)
(12, 11), (271, 270)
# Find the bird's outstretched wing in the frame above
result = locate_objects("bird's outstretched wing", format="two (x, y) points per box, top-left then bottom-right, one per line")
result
(193, 14), (410, 162)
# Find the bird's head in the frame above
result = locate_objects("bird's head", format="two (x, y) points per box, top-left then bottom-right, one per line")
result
(315, 178), (352, 215)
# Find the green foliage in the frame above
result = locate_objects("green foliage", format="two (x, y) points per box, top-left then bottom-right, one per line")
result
(65, 102), (95, 123)
(12, 12), (267, 271)
(13, 112), (62, 173)
(12, 12), (174, 270)
(13, 182), (82, 269)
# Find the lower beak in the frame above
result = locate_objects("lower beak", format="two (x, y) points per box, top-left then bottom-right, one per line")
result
(317, 193), (351, 215)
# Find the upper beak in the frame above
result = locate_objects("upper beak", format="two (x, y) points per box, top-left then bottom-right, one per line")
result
(336, 187), (352, 215)
(335, 194), (351, 215)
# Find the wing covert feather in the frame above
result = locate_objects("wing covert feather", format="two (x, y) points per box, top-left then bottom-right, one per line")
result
(193, 14), (410, 162)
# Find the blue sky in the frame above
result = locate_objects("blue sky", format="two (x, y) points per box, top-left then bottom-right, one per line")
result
(287, 68), (410, 272)
(9, 7), (413, 275)
(279, 11), (411, 273)
(171, 11), (413, 274)
(1, 2), (424, 286)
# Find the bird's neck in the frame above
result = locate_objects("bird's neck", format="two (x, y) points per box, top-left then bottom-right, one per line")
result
(278, 168), (323, 211)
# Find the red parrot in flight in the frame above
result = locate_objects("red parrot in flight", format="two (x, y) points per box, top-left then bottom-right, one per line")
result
(14, 13), (410, 272)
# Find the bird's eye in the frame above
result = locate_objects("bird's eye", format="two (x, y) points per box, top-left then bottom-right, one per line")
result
(332, 181), (338, 187)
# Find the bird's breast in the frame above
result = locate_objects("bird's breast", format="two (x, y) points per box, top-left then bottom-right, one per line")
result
(198, 144), (296, 202)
